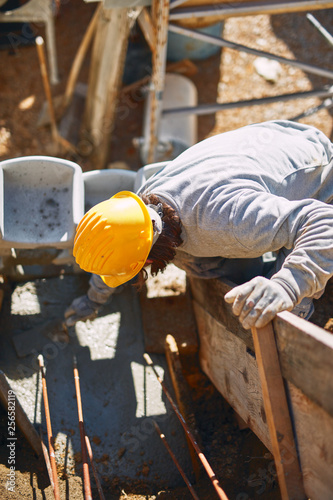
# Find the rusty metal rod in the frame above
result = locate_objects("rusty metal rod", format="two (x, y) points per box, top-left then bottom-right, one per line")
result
(73, 355), (92, 500)
(143, 353), (229, 500)
(85, 434), (106, 500)
(153, 420), (200, 500)
(35, 36), (77, 155)
(39, 426), (55, 491)
(35, 36), (58, 144)
(38, 355), (60, 500)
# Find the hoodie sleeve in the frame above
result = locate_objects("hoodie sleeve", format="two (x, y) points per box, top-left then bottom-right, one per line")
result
(231, 189), (333, 303)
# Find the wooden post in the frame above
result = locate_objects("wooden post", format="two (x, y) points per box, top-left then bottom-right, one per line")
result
(62, 4), (102, 113)
(251, 323), (306, 500)
(146, 0), (170, 163)
(82, 6), (140, 169)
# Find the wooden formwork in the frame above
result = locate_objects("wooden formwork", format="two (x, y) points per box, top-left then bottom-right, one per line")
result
(189, 277), (333, 500)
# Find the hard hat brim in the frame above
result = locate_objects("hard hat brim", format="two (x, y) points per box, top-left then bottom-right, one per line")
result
(74, 191), (153, 287)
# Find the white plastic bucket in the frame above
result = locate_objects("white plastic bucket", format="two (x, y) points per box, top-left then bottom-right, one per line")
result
(83, 169), (136, 212)
(141, 73), (198, 164)
(0, 156), (83, 249)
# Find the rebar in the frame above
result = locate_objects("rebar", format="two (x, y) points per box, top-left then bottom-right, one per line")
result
(143, 353), (229, 500)
(39, 426), (55, 491)
(38, 355), (60, 500)
(73, 355), (92, 500)
(153, 420), (200, 500)
(85, 434), (106, 500)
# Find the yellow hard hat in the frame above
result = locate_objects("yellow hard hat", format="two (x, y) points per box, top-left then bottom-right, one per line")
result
(73, 191), (153, 287)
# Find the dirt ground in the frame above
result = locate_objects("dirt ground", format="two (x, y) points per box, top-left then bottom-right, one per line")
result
(1, 1), (333, 499)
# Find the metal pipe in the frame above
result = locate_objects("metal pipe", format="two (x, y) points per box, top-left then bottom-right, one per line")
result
(168, 23), (333, 80)
(289, 96), (333, 121)
(162, 87), (333, 117)
(73, 355), (92, 500)
(170, 0), (191, 9)
(153, 420), (200, 500)
(38, 355), (60, 500)
(306, 13), (333, 47)
(143, 353), (229, 500)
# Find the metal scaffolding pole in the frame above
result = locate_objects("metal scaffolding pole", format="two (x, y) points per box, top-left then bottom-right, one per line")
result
(162, 87), (333, 117)
(168, 23), (333, 80)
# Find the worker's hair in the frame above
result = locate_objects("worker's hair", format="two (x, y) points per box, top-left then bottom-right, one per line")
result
(136, 193), (183, 287)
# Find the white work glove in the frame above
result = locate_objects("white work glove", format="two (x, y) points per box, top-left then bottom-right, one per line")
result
(224, 276), (295, 329)
(64, 274), (118, 327)
(64, 295), (102, 326)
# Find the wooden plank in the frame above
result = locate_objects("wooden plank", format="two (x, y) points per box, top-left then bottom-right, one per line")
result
(189, 277), (333, 418)
(287, 383), (333, 500)
(138, 7), (156, 52)
(194, 302), (333, 499)
(274, 311), (333, 417)
(83, 7), (139, 169)
(189, 277), (254, 350)
(62, 5), (101, 113)
(146, 0), (170, 163)
(251, 323), (305, 500)
(175, 0), (333, 7)
(194, 301), (271, 449)
(171, 1), (333, 28)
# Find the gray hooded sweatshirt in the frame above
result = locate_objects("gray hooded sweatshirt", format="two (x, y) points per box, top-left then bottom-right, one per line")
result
(138, 120), (333, 306)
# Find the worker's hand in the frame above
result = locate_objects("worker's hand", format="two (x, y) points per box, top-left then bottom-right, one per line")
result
(64, 295), (103, 327)
(224, 277), (294, 329)
(64, 275), (121, 327)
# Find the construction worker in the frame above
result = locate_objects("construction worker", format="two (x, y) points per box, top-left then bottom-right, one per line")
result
(65, 120), (333, 330)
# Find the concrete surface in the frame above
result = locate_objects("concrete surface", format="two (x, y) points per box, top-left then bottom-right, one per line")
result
(0, 270), (193, 488)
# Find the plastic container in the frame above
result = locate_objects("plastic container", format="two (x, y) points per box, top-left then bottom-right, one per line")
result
(0, 156), (83, 249)
(134, 161), (169, 192)
(140, 73), (198, 164)
(83, 169), (136, 212)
